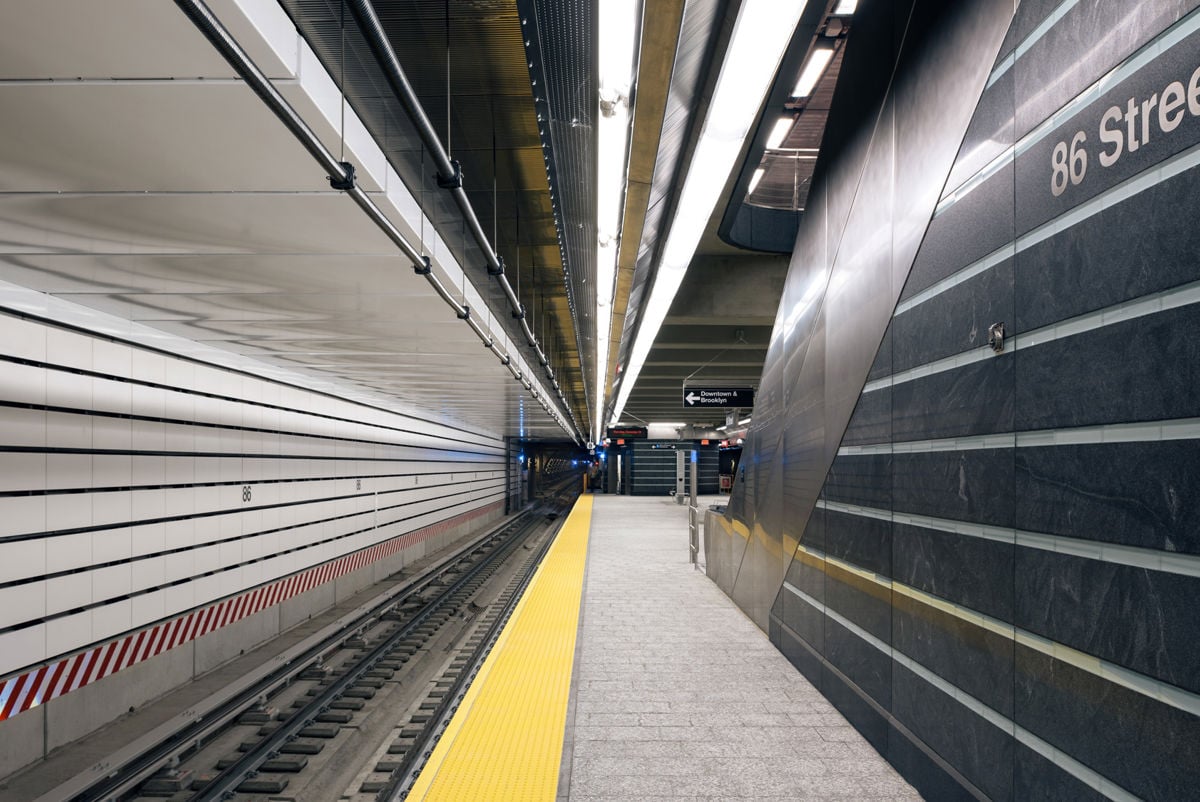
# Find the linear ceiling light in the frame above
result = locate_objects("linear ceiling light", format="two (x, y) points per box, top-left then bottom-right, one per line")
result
(596, 0), (641, 442)
(748, 167), (766, 193)
(610, 0), (808, 424)
(834, 0), (858, 14)
(766, 116), (793, 149)
(792, 45), (834, 98)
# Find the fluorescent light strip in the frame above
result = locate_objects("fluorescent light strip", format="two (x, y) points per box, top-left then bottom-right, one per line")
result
(792, 46), (834, 98)
(782, 580), (1141, 802)
(596, 0), (640, 442)
(788, 544), (1200, 723)
(838, 417), (1200, 456)
(865, 272), (1200, 395)
(925, 134), (1200, 313)
(748, 167), (766, 193)
(816, 499), (1200, 579)
(765, 116), (793, 149)
(611, 0), (809, 425)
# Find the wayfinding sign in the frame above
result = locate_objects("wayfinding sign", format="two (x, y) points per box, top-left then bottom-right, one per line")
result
(682, 387), (754, 408)
(606, 425), (648, 439)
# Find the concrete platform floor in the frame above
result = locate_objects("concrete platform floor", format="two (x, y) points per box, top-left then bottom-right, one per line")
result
(562, 495), (921, 801)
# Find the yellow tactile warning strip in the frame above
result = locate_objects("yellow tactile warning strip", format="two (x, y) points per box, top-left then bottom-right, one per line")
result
(406, 495), (593, 801)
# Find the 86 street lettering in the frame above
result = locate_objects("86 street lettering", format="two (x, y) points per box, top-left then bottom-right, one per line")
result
(1050, 55), (1200, 196)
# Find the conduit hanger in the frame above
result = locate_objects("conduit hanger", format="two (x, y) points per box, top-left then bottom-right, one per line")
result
(328, 161), (356, 190)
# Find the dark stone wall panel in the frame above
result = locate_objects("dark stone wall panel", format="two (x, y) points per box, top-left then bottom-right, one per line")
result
(778, 580), (825, 656)
(823, 509), (891, 576)
(891, 356), (1014, 442)
(892, 522), (1015, 621)
(775, 617), (824, 687)
(824, 454), (892, 509)
(1016, 440), (1200, 555)
(893, 258), (1014, 373)
(1016, 165), (1200, 333)
(902, 168), (1014, 302)
(1014, 14), (1200, 234)
(892, 449), (1014, 527)
(1015, 645), (1200, 800)
(825, 616), (892, 710)
(893, 596), (1014, 717)
(825, 570), (892, 644)
(1015, 303), (1200, 430)
(891, 662), (1014, 801)
(944, 65), (1016, 194)
(867, 321), (892, 382)
(822, 657), (890, 753)
(1014, 2), (1199, 141)
(840, 387), (891, 446)
(1015, 549), (1200, 694)
(996, 0), (1060, 61)
(887, 726), (982, 802)
(1012, 742), (1106, 802)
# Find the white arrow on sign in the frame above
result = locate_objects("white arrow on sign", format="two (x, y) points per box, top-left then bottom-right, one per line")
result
(685, 392), (700, 405)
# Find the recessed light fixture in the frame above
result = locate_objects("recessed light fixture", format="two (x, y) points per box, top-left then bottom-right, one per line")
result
(792, 45), (834, 98)
(766, 116), (793, 150)
(749, 167), (766, 193)
(595, 0), (641, 443)
(833, 0), (857, 14)
(610, 0), (809, 425)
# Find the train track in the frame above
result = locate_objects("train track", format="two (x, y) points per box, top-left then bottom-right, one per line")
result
(37, 478), (580, 802)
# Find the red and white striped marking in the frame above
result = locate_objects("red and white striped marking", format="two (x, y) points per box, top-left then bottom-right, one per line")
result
(0, 502), (501, 722)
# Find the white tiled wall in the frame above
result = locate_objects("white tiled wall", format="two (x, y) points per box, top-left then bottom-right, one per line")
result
(0, 311), (506, 678)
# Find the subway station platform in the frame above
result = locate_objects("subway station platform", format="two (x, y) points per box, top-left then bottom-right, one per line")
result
(410, 495), (919, 800)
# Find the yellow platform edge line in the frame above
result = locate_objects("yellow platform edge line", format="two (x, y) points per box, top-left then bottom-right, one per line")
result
(406, 495), (594, 801)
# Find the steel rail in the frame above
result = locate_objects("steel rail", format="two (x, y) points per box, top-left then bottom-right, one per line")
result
(42, 511), (530, 802)
(189, 509), (552, 800)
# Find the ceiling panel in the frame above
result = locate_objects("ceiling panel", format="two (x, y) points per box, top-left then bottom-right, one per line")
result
(0, 4), (572, 440)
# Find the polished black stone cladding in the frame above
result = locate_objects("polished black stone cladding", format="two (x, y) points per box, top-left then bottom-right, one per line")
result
(1015, 302), (1200, 430)
(891, 522), (1014, 621)
(714, 2), (1200, 799)
(1015, 164), (1200, 333)
(824, 454), (892, 509)
(1014, 547), (1200, 694)
(1016, 440), (1200, 555)
(890, 355), (1014, 441)
(841, 386), (891, 446)
(891, 449), (1014, 527)
(822, 508), (891, 577)
(1014, 644), (1200, 800)
(892, 594), (1014, 716)
(825, 615), (891, 710)
(1014, 10), (1200, 234)
(825, 569), (892, 644)
(1013, 1), (1200, 141)
(1012, 743), (1106, 802)
(892, 662), (1014, 801)
(902, 164), (1014, 302)
(893, 257), (1014, 373)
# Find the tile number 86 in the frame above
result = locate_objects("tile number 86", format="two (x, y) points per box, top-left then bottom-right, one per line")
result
(242, 485), (252, 502)
(1050, 131), (1087, 196)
